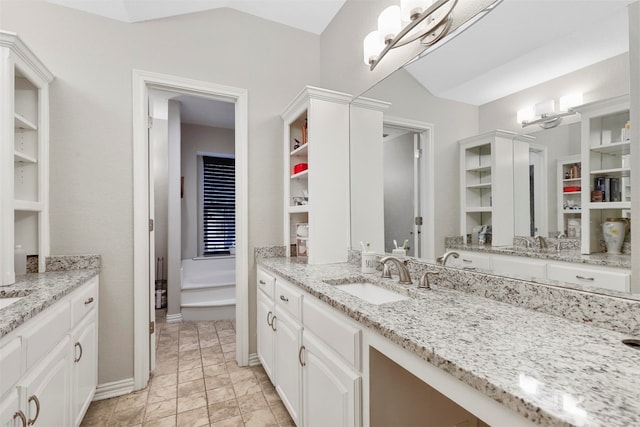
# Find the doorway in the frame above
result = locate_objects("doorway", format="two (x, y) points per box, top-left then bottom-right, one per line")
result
(132, 70), (248, 390)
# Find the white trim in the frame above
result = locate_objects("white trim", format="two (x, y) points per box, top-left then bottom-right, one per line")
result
(383, 116), (436, 262)
(93, 378), (135, 401)
(248, 353), (261, 366)
(132, 69), (249, 391)
(165, 312), (183, 323)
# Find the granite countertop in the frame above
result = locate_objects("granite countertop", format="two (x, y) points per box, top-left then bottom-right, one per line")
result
(446, 243), (632, 269)
(0, 269), (99, 338)
(257, 257), (640, 427)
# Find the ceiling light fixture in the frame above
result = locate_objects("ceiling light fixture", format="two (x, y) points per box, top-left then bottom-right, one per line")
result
(518, 93), (583, 129)
(363, 0), (502, 70)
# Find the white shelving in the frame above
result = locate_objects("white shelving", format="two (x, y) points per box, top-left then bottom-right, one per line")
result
(574, 95), (631, 254)
(0, 31), (54, 285)
(281, 86), (351, 264)
(459, 130), (534, 247)
(556, 155), (582, 237)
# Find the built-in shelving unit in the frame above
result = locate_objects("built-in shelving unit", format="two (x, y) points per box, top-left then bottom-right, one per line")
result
(281, 86), (351, 264)
(557, 155), (582, 237)
(1, 31), (54, 285)
(574, 95), (631, 254)
(459, 130), (533, 247)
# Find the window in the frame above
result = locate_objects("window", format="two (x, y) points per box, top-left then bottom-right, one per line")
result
(202, 155), (235, 255)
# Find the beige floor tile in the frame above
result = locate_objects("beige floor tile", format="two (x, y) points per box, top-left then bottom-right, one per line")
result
(179, 357), (203, 372)
(206, 385), (236, 404)
(144, 414), (176, 427)
(224, 350), (237, 362)
(148, 384), (178, 403)
(209, 399), (241, 423)
(177, 407), (210, 427)
(225, 360), (244, 373)
(179, 348), (203, 361)
(203, 363), (228, 378)
(210, 415), (245, 427)
(229, 369), (254, 383)
(178, 378), (206, 397)
(221, 342), (236, 353)
(216, 328), (235, 338)
(260, 384), (280, 405)
(177, 392), (207, 413)
(179, 366), (204, 383)
(242, 408), (278, 427)
(144, 399), (177, 422)
(232, 377), (262, 397)
(81, 398), (118, 425)
(155, 359), (179, 375)
(219, 334), (236, 345)
(237, 392), (269, 415)
(201, 346), (224, 358)
(202, 352), (226, 367)
(107, 405), (145, 426)
(269, 401), (292, 424)
(151, 372), (178, 389)
(205, 373), (233, 390)
(180, 342), (200, 352)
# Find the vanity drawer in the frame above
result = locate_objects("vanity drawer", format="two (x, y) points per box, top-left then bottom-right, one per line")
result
(71, 276), (98, 326)
(257, 268), (276, 299)
(491, 255), (546, 278)
(275, 279), (303, 321)
(23, 300), (70, 369)
(0, 337), (22, 396)
(547, 263), (630, 292)
(453, 251), (491, 270)
(303, 296), (361, 369)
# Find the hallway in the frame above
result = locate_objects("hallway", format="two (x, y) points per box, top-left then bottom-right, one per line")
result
(80, 313), (294, 426)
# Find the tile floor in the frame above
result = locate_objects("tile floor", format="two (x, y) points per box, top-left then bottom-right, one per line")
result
(81, 311), (294, 427)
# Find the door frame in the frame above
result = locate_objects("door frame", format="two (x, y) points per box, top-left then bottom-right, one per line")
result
(132, 69), (249, 390)
(383, 116), (435, 262)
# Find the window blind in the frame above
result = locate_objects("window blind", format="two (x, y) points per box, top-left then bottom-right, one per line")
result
(202, 156), (235, 255)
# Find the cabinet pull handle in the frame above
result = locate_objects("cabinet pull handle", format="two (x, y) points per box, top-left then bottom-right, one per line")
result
(267, 311), (273, 327)
(13, 411), (27, 427)
(271, 316), (277, 332)
(259, 280), (266, 285)
(84, 297), (94, 305)
(462, 259), (472, 263)
(298, 345), (306, 367)
(75, 342), (83, 363)
(463, 267), (477, 271)
(279, 295), (289, 302)
(576, 275), (594, 281)
(27, 395), (40, 425)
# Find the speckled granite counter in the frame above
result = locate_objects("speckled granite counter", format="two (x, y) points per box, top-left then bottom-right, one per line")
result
(0, 255), (99, 338)
(446, 243), (632, 269)
(257, 257), (640, 427)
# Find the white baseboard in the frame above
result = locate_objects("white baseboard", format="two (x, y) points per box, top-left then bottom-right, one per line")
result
(165, 313), (183, 323)
(93, 378), (135, 401)
(248, 353), (261, 366)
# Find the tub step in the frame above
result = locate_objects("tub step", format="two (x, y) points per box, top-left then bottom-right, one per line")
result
(181, 301), (235, 322)
(181, 284), (235, 306)
(182, 281), (234, 291)
(181, 298), (236, 308)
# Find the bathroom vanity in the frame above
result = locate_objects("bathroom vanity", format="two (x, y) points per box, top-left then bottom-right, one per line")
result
(0, 259), (99, 427)
(256, 255), (640, 426)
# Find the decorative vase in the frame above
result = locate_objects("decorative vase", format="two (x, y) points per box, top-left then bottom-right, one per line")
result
(602, 218), (627, 254)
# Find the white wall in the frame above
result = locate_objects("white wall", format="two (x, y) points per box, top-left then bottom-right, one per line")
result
(151, 99), (169, 290)
(1, 1), (321, 385)
(167, 101), (182, 317)
(181, 124), (235, 260)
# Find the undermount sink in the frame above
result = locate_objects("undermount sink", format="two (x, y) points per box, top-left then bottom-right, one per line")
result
(334, 282), (409, 305)
(0, 297), (23, 310)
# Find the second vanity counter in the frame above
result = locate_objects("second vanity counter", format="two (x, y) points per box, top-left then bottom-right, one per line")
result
(257, 257), (640, 427)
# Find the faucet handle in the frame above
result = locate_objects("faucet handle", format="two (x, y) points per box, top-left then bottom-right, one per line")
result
(381, 263), (392, 279)
(418, 270), (440, 289)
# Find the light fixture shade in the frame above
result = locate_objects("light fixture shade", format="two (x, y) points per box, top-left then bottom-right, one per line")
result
(363, 31), (385, 65)
(559, 93), (583, 111)
(534, 99), (555, 118)
(378, 6), (402, 42)
(400, 0), (433, 22)
(517, 107), (534, 124)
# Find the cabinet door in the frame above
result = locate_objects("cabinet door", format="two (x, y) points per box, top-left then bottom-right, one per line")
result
(0, 390), (22, 427)
(71, 311), (97, 427)
(302, 331), (361, 427)
(19, 338), (70, 427)
(257, 291), (275, 382)
(274, 310), (302, 425)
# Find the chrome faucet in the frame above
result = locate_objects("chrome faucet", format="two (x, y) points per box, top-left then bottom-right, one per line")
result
(534, 235), (547, 249)
(557, 232), (567, 239)
(379, 256), (412, 284)
(436, 251), (459, 266)
(418, 270), (440, 289)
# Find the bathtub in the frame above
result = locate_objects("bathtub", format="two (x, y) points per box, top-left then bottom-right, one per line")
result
(181, 256), (236, 321)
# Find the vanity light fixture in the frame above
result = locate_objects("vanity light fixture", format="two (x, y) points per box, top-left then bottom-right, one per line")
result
(518, 93), (583, 129)
(363, 0), (502, 70)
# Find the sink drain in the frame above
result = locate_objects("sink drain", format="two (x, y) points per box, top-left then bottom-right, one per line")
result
(622, 339), (640, 350)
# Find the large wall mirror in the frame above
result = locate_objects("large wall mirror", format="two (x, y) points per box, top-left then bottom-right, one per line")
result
(349, 0), (637, 295)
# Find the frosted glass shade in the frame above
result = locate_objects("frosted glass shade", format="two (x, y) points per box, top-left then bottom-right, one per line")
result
(378, 6), (402, 42)
(534, 99), (555, 117)
(363, 31), (385, 65)
(517, 107), (534, 124)
(401, 0), (433, 22)
(559, 93), (583, 111)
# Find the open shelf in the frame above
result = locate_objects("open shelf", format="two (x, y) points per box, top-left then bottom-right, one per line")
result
(590, 167), (630, 178)
(288, 205), (309, 214)
(590, 140), (630, 155)
(466, 183), (492, 190)
(14, 112), (37, 131)
(290, 170), (308, 180)
(465, 165), (491, 173)
(588, 201), (631, 210)
(466, 207), (492, 213)
(14, 150), (37, 164)
(290, 144), (308, 156)
(14, 200), (43, 211)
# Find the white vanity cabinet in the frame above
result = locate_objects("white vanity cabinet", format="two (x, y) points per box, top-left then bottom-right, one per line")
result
(448, 251), (491, 270)
(256, 267), (362, 427)
(0, 32), (54, 285)
(547, 262), (630, 293)
(491, 254), (547, 278)
(0, 276), (99, 427)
